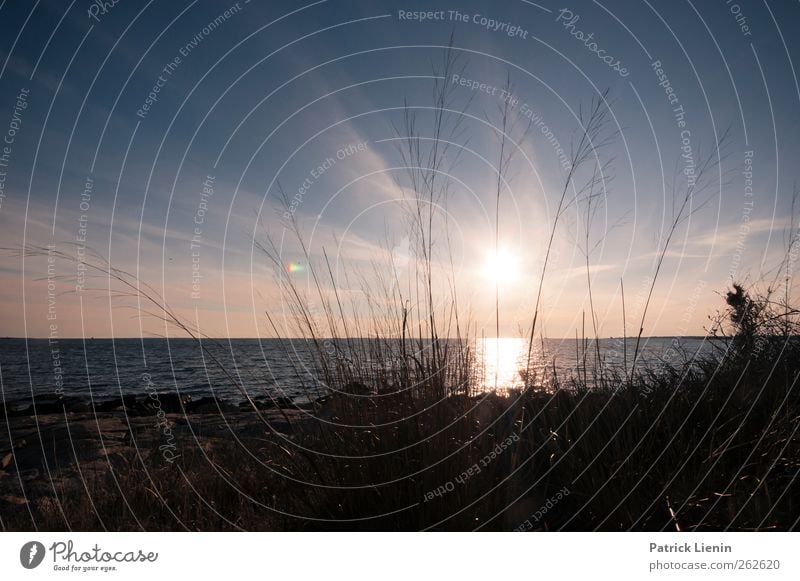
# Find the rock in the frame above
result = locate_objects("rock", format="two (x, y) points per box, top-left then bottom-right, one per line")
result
(264, 395), (294, 408)
(135, 393), (192, 415)
(22, 395), (64, 415)
(240, 399), (267, 411)
(94, 395), (137, 413)
(184, 397), (235, 414)
(66, 399), (91, 413)
(18, 394), (90, 415)
(240, 395), (294, 411)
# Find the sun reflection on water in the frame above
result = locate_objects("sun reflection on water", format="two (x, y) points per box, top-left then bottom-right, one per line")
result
(477, 337), (530, 391)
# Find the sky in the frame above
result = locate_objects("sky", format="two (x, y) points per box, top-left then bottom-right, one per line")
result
(0, 0), (798, 339)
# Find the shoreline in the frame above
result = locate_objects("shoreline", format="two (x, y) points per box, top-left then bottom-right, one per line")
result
(0, 393), (317, 418)
(0, 406), (307, 523)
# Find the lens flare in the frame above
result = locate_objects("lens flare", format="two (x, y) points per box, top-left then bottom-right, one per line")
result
(286, 262), (305, 274)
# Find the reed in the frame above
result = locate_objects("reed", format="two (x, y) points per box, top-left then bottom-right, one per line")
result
(4, 50), (798, 532)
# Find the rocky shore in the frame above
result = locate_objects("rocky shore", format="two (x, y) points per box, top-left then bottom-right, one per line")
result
(1, 392), (307, 417)
(0, 393), (314, 524)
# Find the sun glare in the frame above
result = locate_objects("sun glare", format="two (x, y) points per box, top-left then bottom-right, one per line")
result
(484, 248), (520, 285)
(479, 337), (528, 390)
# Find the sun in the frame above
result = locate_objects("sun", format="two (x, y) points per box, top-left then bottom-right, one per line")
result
(483, 247), (521, 285)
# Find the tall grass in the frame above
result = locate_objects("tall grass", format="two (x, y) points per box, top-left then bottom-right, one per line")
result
(4, 49), (798, 531)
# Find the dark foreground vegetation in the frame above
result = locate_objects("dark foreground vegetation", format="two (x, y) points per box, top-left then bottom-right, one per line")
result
(1, 285), (798, 531)
(3, 50), (797, 531)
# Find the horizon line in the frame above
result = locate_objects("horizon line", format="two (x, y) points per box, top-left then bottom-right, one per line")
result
(2, 335), (718, 341)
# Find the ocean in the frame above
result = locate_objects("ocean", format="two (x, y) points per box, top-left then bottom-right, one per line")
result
(0, 336), (716, 406)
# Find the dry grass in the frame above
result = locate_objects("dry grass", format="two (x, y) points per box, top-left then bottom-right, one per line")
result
(3, 49), (798, 532)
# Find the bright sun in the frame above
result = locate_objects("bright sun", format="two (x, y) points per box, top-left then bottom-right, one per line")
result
(483, 248), (521, 285)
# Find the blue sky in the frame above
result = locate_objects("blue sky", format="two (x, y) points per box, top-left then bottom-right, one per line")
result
(0, 0), (798, 338)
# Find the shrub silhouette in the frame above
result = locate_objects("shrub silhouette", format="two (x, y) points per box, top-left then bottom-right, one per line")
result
(725, 283), (761, 355)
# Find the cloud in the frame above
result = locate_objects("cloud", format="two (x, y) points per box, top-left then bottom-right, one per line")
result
(691, 217), (789, 252)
